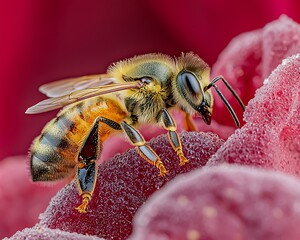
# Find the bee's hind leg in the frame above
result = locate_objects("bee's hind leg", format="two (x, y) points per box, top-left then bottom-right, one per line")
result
(75, 117), (123, 213)
(158, 108), (189, 166)
(75, 162), (97, 213)
(75, 119), (101, 213)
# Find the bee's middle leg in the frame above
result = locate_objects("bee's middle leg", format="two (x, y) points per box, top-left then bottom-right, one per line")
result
(121, 121), (168, 176)
(97, 117), (167, 176)
(159, 108), (189, 166)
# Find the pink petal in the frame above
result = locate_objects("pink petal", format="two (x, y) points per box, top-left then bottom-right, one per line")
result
(130, 165), (300, 240)
(262, 15), (300, 78)
(8, 226), (103, 240)
(38, 132), (223, 239)
(208, 54), (300, 175)
(211, 15), (300, 127)
(0, 156), (64, 239)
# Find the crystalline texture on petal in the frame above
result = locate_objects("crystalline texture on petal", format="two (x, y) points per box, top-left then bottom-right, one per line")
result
(130, 165), (300, 240)
(38, 132), (224, 240)
(7, 226), (103, 240)
(208, 54), (300, 176)
(211, 15), (300, 127)
(262, 15), (300, 78)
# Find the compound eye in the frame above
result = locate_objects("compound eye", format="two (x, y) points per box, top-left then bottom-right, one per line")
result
(178, 71), (201, 96)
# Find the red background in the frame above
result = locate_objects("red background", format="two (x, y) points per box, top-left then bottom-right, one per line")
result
(0, 0), (299, 160)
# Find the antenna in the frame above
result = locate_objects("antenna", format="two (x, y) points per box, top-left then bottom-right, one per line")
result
(205, 76), (245, 127)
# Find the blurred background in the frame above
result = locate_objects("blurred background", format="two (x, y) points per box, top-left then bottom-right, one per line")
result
(0, 0), (299, 160)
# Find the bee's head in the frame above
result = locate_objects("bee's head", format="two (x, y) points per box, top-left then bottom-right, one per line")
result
(174, 53), (213, 125)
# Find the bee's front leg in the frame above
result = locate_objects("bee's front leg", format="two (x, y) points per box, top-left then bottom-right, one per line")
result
(159, 108), (189, 166)
(121, 122), (168, 176)
(183, 112), (198, 132)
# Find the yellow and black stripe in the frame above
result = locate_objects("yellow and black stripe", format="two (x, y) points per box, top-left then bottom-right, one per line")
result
(30, 96), (128, 182)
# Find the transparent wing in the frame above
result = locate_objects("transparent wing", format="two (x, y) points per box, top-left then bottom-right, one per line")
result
(26, 81), (141, 114)
(39, 74), (116, 97)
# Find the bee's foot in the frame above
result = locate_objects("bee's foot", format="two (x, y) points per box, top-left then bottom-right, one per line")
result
(155, 160), (168, 177)
(179, 156), (189, 166)
(175, 148), (189, 166)
(75, 203), (87, 214)
(159, 168), (168, 177)
(75, 193), (91, 214)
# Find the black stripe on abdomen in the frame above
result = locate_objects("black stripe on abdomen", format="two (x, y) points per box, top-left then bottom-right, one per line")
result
(55, 114), (76, 133)
(39, 131), (70, 150)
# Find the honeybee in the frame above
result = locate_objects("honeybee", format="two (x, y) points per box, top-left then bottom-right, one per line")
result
(26, 52), (244, 213)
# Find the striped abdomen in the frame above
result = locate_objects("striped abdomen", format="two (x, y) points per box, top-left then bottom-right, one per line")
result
(30, 96), (127, 182)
